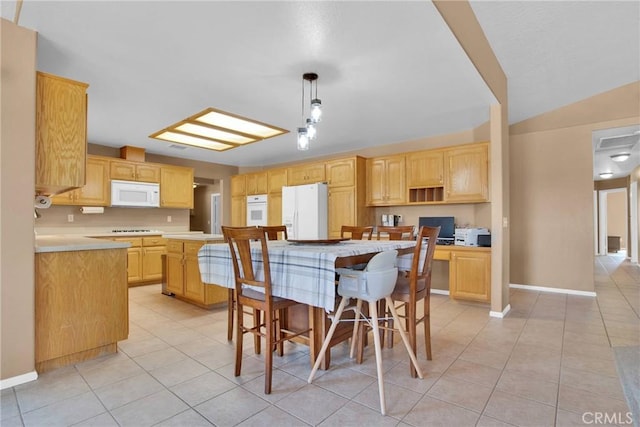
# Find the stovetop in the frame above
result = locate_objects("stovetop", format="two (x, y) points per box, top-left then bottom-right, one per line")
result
(111, 229), (159, 233)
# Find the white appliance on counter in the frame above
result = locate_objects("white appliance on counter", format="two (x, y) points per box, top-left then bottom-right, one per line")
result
(454, 227), (490, 246)
(111, 180), (160, 207)
(246, 194), (268, 226)
(282, 183), (328, 239)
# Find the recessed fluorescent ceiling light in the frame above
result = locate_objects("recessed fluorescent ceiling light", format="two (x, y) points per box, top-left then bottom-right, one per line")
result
(599, 172), (614, 179)
(149, 107), (288, 151)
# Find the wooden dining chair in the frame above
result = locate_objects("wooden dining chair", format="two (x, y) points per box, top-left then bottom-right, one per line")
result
(386, 225), (440, 377)
(224, 226), (311, 394)
(262, 225), (288, 241)
(376, 225), (415, 241)
(340, 225), (374, 240)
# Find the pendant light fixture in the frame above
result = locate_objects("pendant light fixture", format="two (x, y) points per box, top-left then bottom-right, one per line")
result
(297, 72), (323, 150)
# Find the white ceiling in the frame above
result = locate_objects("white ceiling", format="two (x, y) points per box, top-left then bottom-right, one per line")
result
(3, 1), (639, 170)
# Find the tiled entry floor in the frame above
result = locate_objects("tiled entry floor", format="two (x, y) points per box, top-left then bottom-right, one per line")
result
(2, 253), (638, 426)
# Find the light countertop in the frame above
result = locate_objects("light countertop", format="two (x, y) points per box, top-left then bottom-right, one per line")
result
(35, 235), (132, 253)
(163, 233), (224, 241)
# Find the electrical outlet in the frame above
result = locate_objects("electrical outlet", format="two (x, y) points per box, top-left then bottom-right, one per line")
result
(67, 214), (74, 222)
(167, 215), (172, 223)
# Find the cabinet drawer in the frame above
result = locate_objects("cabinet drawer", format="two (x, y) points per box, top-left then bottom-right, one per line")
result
(167, 240), (184, 253)
(185, 241), (205, 256)
(143, 236), (167, 247)
(114, 237), (142, 247)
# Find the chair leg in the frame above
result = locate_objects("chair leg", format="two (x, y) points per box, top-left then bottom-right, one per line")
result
(349, 299), (363, 359)
(424, 297), (432, 360)
(253, 309), (261, 354)
(385, 297), (423, 379)
(407, 301), (418, 378)
(235, 301), (244, 377)
(308, 297), (349, 383)
(276, 309), (284, 357)
(265, 309), (273, 394)
(368, 300), (386, 416)
(227, 289), (234, 341)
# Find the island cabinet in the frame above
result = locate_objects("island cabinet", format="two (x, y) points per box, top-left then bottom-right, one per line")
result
(110, 160), (160, 183)
(109, 236), (167, 285)
(160, 165), (194, 208)
(267, 169), (287, 226)
(366, 155), (406, 206)
(246, 171), (268, 195)
(287, 162), (325, 186)
(35, 247), (128, 373)
(444, 143), (489, 203)
(231, 175), (246, 226)
(51, 155), (110, 206)
(165, 239), (227, 307)
(35, 72), (89, 196)
(326, 157), (371, 238)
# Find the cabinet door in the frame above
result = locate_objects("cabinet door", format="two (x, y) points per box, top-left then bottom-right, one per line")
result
(406, 150), (444, 187)
(366, 158), (386, 205)
(231, 195), (246, 226)
(75, 157), (110, 206)
(385, 156), (406, 204)
(160, 166), (194, 208)
(268, 193), (282, 226)
(184, 242), (205, 302)
(328, 186), (355, 238)
(287, 165), (309, 186)
(246, 172), (268, 195)
(288, 163), (325, 186)
(35, 72), (88, 195)
(50, 190), (77, 206)
(305, 163), (326, 184)
(268, 169), (287, 193)
(136, 164), (160, 183)
(231, 175), (246, 197)
(142, 246), (165, 281)
(326, 158), (355, 187)
(127, 247), (143, 283)
(110, 161), (137, 181)
(444, 144), (488, 203)
(165, 251), (184, 296)
(450, 251), (491, 302)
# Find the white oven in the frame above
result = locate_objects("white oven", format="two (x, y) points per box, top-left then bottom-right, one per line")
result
(247, 194), (268, 226)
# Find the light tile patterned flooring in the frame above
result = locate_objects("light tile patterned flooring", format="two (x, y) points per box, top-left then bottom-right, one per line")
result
(2, 253), (638, 426)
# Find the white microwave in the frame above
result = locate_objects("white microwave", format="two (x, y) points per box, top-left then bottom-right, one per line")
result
(111, 180), (160, 207)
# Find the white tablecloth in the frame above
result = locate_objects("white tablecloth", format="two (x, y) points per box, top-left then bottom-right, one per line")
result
(198, 240), (416, 312)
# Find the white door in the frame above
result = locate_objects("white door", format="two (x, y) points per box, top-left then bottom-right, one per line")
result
(211, 193), (221, 235)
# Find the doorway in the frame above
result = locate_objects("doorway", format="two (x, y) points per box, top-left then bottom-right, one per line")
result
(597, 188), (628, 256)
(211, 193), (221, 235)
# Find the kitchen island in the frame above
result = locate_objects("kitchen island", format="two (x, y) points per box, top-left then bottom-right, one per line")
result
(35, 235), (130, 373)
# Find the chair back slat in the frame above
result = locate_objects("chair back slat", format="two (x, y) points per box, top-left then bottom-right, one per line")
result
(222, 226), (272, 296)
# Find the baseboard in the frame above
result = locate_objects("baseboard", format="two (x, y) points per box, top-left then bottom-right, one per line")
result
(0, 371), (38, 390)
(431, 289), (449, 296)
(510, 283), (597, 297)
(490, 304), (511, 318)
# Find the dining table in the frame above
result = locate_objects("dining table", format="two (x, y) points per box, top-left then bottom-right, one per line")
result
(198, 238), (418, 368)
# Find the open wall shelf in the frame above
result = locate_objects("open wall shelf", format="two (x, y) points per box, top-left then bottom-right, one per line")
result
(409, 186), (444, 203)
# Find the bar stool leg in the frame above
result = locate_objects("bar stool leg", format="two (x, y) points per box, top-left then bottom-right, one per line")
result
(308, 297), (349, 383)
(368, 300), (386, 415)
(385, 296), (423, 379)
(349, 299), (363, 359)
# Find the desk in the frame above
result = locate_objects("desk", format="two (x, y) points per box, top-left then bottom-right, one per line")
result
(198, 239), (415, 368)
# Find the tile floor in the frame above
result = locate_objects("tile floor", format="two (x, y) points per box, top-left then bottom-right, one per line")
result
(2, 253), (638, 426)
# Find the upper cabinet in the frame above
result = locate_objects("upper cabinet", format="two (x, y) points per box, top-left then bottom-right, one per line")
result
(231, 175), (246, 197)
(35, 72), (89, 196)
(51, 155), (110, 206)
(110, 160), (160, 183)
(160, 165), (194, 208)
(268, 169), (287, 194)
(366, 155), (406, 206)
(287, 162), (325, 186)
(444, 143), (489, 203)
(326, 158), (356, 187)
(246, 171), (268, 195)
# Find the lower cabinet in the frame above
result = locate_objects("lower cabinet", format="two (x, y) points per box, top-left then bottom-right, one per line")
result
(449, 250), (491, 302)
(112, 236), (166, 285)
(165, 239), (228, 307)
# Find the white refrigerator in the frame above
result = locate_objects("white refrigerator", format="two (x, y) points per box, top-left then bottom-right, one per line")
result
(282, 183), (328, 240)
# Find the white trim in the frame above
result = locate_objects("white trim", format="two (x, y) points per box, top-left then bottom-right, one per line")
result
(489, 304), (511, 318)
(431, 289), (449, 296)
(0, 371), (38, 390)
(510, 283), (596, 297)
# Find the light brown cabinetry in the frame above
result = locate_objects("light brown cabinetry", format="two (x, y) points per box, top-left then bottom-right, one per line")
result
(449, 250), (491, 302)
(366, 155), (406, 206)
(246, 171), (268, 195)
(160, 165), (194, 208)
(230, 175), (247, 226)
(287, 162), (325, 186)
(268, 192), (283, 226)
(35, 72), (89, 196)
(111, 236), (166, 285)
(268, 169), (287, 193)
(406, 150), (445, 203)
(326, 157), (371, 237)
(165, 239), (227, 307)
(35, 248), (128, 373)
(231, 174), (246, 196)
(51, 156), (110, 206)
(110, 160), (160, 183)
(444, 143), (489, 203)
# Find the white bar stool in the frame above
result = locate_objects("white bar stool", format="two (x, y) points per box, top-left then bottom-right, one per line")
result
(307, 250), (423, 415)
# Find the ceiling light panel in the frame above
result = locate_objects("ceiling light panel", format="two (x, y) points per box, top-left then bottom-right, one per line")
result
(175, 123), (255, 144)
(195, 109), (287, 139)
(153, 131), (234, 151)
